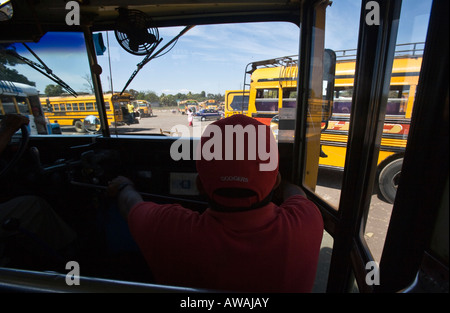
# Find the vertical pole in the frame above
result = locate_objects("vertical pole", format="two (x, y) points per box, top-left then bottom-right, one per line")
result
(83, 26), (110, 137)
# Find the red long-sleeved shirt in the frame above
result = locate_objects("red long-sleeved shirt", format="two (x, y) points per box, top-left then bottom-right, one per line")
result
(128, 195), (324, 292)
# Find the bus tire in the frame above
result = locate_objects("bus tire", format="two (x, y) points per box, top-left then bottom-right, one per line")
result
(378, 158), (403, 204)
(74, 120), (85, 133)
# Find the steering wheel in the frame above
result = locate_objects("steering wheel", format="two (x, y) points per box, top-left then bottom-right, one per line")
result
(0, 116), (30, 178)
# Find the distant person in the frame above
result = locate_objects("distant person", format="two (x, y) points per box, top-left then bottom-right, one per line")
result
(187, 108), (193, 127)
(31, 106), (48, 134)
(108, 114), (324, 292)
(127, 102), (135, 125)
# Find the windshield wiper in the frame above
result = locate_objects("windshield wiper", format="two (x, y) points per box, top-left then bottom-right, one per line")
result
(120, 25), (195, 95)
(3, 43), (78, 97)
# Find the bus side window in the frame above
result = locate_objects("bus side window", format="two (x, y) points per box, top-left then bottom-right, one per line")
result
(230, 95), (249, 111)
(79, 102), (85, 110)
(386, 86), (409, 116)
(105, 101), (110, 110)
(60, 103), (66, 111)
(16, 96), (30, 114)
(255, 88), (278, 112)
(282, 88), (297, 108)
(333, 87), (352, 114)
(66, 103), (72, 111)
(72, 103), (79, 111)
(53, 104), (60, 111)
(1, 96), (17, 114)
(86, 102), (94, 111)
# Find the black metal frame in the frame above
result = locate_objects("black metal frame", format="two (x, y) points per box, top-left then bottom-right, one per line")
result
(376, 0), (449, 292)
(296, 0), (448, 293)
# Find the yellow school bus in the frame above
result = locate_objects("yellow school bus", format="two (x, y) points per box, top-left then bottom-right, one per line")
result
(245, 45), (423, 203)
(224, 90), (249, 118)
(41, 93), (131, 132)
(178, 99), (198, 114)
(199, 99), (219, 110)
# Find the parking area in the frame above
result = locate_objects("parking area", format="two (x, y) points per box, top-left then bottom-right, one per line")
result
(60, 107), (215, 136)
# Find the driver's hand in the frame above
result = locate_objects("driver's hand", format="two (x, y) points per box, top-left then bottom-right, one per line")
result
(107, 175), (135, 197)
(0, 114), (29, 133)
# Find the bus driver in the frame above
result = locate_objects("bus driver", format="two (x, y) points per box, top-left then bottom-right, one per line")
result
(0, 114), (77, 270)
(108, 114), (324, 292)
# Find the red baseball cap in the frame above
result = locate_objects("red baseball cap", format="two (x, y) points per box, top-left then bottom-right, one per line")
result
(196, 114), (279, 209)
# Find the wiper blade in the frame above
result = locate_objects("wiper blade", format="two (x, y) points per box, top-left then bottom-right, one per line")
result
(120, 25), (195, 95)
(3, 43), (78, 97)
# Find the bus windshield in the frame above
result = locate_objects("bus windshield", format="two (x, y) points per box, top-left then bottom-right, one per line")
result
(1, 23), (300, 136)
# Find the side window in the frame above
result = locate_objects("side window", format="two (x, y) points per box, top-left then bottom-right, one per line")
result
(79, 102), (85, 110)
(333, 87), (353, 114)
(386, 85), (409, 116)
(86, 102), (94, 111)
(72, 103), (79, 111)
(229, 95), (249, 111)
(255, 88), (278, 112)
(282, 88), (297, 108)
(333, 85), (410, 116)
(16, 96), (30, 114)
(0, 96), (17, 114)
(305, 0), (432, 293)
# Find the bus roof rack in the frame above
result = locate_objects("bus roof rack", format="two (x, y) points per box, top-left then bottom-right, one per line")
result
(245, 55), (298, 74)
(335, 42), (425, 61)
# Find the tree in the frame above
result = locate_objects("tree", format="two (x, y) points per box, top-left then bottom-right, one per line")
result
(160, 94), (177, 106)
(82, 73), (94, 93)
(127, 89), (139, 99)
(145, 91), (159, 103)
(45, 84), (64, 96)
(0, 45), (36, 86)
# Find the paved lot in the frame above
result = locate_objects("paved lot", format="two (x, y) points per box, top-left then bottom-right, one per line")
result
(315, 168), (393, 261)
(60, 108), (214, 136)
(110, 109), (214, 136)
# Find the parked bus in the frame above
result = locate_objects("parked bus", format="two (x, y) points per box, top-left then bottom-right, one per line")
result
(41, 93), (130, 132)
(198, 99), (219, 110)
(132, 100), (153, 118)
(0, 80), (60, 135)
(245, 45), (423, 203)
(178, 99), (198, 114)
(224, 89), (249, 118)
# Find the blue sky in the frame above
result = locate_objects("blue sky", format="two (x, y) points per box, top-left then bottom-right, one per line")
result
(9, 0), (432, 96)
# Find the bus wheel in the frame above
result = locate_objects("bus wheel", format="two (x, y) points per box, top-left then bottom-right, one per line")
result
(74, 120), (85, 133)
(378, 158), (403, 204)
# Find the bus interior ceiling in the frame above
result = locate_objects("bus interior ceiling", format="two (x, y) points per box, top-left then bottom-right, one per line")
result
(0, 0), (448, 293)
